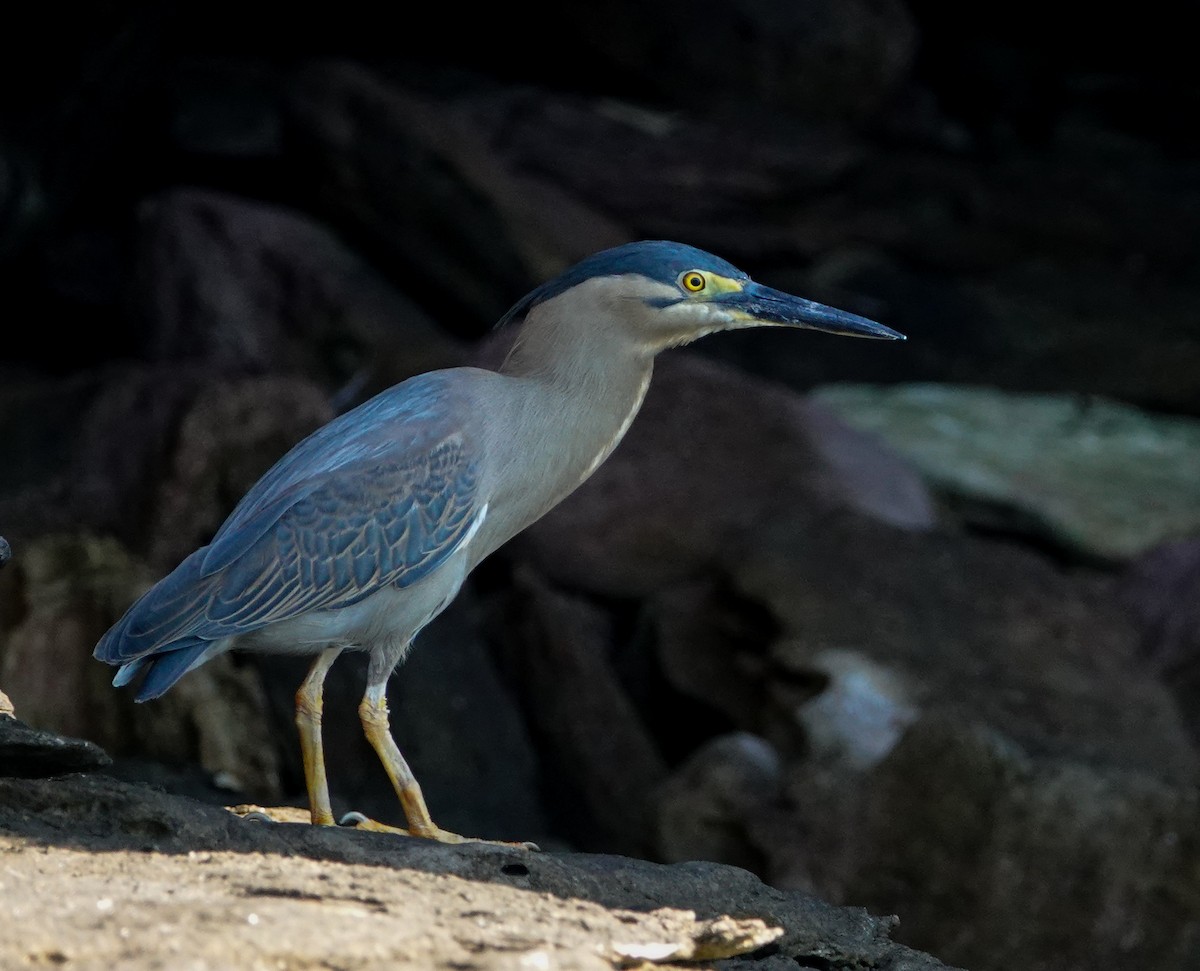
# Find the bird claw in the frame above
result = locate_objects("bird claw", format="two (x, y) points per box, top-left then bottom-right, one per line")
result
(338, 810), (538, 850)
(227, 804), (312, 825)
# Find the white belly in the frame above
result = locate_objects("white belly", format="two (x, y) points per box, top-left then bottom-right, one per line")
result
(234, 546), (472, 657)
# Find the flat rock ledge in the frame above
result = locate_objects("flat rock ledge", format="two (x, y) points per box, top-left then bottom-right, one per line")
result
(0, 773), (953, 970)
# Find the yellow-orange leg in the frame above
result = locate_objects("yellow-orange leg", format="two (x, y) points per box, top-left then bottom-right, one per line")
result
(295, 647), (343, 826)
(355, 683), (535, 847)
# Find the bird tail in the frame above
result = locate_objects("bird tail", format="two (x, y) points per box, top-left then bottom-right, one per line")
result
(94, 548), (219, 699)
(113, 638), (214, 702)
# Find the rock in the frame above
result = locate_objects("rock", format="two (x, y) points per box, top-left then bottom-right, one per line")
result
(653, 732), (782, 873)
(518, 353), (934, 598)
(739, 514), (1196, 782)
(649, 577), (779, 731)
(0, 365), (337, 568)
(724, 512), (1200, 968)
(145, 374), (333, 570)
(812, 383), (1200, 562)
(0, 772), (954, 970)
(0, 535), (9, 566)
(1120, 539), (1200, 744)
(134, 188), (462, 395)
(498, 569), (668, 856)
(556, 0), (917, 121)
(288, 62), (630, 327)
(781, 647), (918, 771)
(0, 534), (281, 800)
(0, 366), (209, 545)
(168, 60), (284, 160)
(454, 86), (865, 257)
(0, 717), (111, 776)
(781, 717), (1200, 971)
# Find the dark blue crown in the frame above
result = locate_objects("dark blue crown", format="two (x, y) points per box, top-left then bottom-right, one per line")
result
(498, 241), (746, 327)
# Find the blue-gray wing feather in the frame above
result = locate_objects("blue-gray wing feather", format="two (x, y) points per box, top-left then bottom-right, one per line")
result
(95, 371), (483, 664)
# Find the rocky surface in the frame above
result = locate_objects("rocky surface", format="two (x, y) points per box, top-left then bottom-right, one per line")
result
(2, 7), (1199, 971)
(0, 717), (111, 776)
(812, 383), (1200, 562)
(1121, 539), (1200, 746)
(0, 534), (282, 799)
(0, 772), (952, 971)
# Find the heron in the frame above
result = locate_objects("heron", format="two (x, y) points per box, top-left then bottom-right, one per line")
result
(93, 240), (904, 844)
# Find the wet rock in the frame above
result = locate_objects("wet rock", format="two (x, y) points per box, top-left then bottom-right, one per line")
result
(134, 188), (462, 394)
(0, 717), (111, 776)
(813, 383), (1200, 562)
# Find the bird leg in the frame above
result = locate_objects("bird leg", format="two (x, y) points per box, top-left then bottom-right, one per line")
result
(354, 682), (458, 839)
(353, 682), (531, 845)
(294, 647), (343, 826)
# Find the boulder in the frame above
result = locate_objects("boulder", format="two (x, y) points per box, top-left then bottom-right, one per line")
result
(134, 188), (461, 396)
(813, 383), (1200, 562)
(0, 534), (281, 800)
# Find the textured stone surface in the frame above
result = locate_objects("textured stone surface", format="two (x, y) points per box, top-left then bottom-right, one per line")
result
(813, 383), (1200, 561)
(134, 188), (462, 394)
(288, 63), (630, 326)
(146, 375), (333, 570)
(0, 534), (281, 800)
(499, 569), (668, 856)
(0, 717), (111, 776)
(738, 514), (1196, 781)
(1120, 538), (1200, 746)
(653, 732), (782, 873)
(0, 772), (953, 970)
(554, 0), (917, 119)
(811, 718), (1200, 971)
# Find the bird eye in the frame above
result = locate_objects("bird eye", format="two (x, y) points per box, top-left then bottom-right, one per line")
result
(681, 271), (706, 292)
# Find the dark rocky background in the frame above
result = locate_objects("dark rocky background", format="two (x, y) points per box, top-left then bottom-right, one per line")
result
(2, 3), (1199, 969)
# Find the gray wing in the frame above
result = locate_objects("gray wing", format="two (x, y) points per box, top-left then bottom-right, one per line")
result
(98, 372), (484, 661)
(205, 433), (480, 631)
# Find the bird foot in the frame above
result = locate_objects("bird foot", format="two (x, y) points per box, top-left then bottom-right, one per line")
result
(339, 811), (538, 850)
(228, 804), (313, 824)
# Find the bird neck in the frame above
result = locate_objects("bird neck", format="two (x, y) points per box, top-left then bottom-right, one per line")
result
(487, 300), (655, 529)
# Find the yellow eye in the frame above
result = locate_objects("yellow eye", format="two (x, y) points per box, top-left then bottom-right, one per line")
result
(681, 271), (706, 292)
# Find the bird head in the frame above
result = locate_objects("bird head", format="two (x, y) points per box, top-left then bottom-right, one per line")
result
(499, 240), (904, 355)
